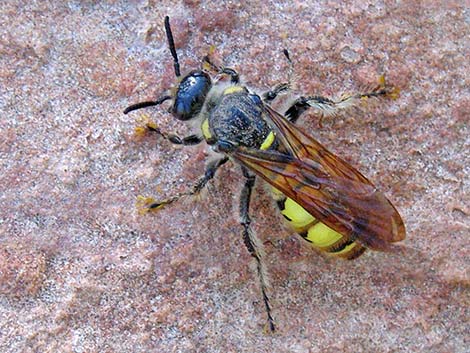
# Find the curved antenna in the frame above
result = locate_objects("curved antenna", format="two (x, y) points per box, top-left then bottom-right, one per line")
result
(164, 16), (181, 77)
(123, 95), (171, 114)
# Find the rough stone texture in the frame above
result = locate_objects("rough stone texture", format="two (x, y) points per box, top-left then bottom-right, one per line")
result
(1, 1), (468, 352)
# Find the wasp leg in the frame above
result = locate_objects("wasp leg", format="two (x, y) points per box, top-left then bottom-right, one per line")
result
(201, 55), (240, 84)
(262, 49), (294, 102)
(262, 83), (290, 102)
(239, 167), (275, 332)
(146, 125), (203, 146)
(284, 76), (399, 123)
(220, 67), (239, 84)
(133, 114), (203, 146)
(138, 157), (229, 213)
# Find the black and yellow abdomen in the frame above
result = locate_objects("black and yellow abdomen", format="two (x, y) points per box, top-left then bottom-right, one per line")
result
(272, 189), (366, 260)
(257, 131), (366, 260)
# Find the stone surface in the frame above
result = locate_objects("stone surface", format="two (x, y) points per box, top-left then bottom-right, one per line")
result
(1, 1), (468, 352)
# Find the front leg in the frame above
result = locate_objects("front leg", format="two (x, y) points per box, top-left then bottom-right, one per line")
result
(146, 124), (203, 146)
(239, 167), (275, 332)
(133, 114), (203, 146)
(201, 55), (240, 84)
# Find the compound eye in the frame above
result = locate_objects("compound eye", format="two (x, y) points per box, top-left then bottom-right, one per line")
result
(173, 71), (212, 121)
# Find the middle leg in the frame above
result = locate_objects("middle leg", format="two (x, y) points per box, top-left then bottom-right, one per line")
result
(137, 156), (229, 213)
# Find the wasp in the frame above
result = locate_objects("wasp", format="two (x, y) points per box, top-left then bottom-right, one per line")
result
(124, 16), (406, 332)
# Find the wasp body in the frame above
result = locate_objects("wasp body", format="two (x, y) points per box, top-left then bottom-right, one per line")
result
(124, 16), (406, 331)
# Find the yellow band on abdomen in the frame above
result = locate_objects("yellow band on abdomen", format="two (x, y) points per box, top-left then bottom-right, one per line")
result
(273, 189), (366, 260)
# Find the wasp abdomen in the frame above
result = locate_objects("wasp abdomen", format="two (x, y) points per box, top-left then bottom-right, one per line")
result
(274, 191), (366, 260)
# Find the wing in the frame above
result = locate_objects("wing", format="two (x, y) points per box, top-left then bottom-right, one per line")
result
(229, 106), (406, 251)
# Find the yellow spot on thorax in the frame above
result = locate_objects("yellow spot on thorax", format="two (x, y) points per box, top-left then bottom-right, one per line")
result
(222, 86), (246, 95)
(260, 131), (275, 150)
(201, 118), (212, 140)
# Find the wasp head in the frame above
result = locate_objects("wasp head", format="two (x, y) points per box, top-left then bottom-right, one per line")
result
(172, 70), (212, 121)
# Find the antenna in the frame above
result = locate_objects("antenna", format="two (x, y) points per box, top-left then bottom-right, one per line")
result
(164, 16), (181, 77)
(123, 95), (171, 115)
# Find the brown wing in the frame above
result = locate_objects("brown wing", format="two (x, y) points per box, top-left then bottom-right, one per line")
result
(229, 106), (405, 251)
